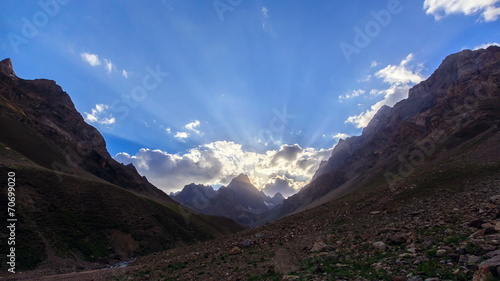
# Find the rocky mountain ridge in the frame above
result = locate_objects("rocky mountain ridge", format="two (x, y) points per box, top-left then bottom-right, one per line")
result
(283, 46), (500, 215)
(173, 174), (284, 225)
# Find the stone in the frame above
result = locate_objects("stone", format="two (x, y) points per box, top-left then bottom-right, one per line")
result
(255, 233), (266, 238)
(436, 249), (447, 257)
(469, 219), (486, 229)
(468, 255), (482, 264)
(484, 227), (499, 235)
(407, 247), (417, 253)
(472, 265), (494, 281)
(489, 195), (500, 204)
(388, 234), (407, 245)
(373, 241), (387, 251)
(370, 211), (381, 215)
(241, 239), (252, 247)
(469, 230), (485, 238)
(315, 252), (338, 262)
(229, 247), (242, 255)
(273, 248), (300, 274)
(480, 255), (500, 267)
(310, 241), (335, 252)
(281, 275), (300, 280)
(481, 223), (493, 229)
(486, 249), (500, 258)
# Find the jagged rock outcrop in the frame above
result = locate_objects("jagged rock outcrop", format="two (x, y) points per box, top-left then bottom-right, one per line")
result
(283, 46), (500, 215)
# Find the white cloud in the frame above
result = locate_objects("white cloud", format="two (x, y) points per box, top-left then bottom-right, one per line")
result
(346, 85), (411, 128)
(185, 120), (201, 134)
(114, 141), (333, 194)
(174, 131), (189, 140)
(424, 0), (500, 21)
(104, 59), (115, 73)
(370, 61), (378, 68)
(473, 42), (500, 50)
(80, 52), (101, 67)
(346, 53), (425, 128)
(122, 69), (129, 78)
(166, 127), (172, 134)
(339, 89), (366, 100)
(375, 53), (424, 85)
(332, 133), (350, 140)
(84, 104), (116, 125)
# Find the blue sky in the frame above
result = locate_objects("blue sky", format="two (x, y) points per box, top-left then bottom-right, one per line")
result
(1, 0), (499, 196)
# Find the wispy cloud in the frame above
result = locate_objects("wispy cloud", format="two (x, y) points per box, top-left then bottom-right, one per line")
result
(174, 131), (189, 141)
(84, 104), (116, 125)
(260, 6), (276, 36)
(346, 53), (425, 128)
(80, 51), (127, 77)
(424, 0), (500, 22)
(80, 52), (101, 67)
(104, 59), (115, 73)
(185, 120), (201, 134)
(339, 89), (366, 100)
(261, 6), (269, 18)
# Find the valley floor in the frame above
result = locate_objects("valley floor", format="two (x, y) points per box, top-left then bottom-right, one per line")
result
(7, 167), (500, 281)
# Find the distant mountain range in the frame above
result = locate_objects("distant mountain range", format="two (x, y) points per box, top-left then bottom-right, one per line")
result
(0, 58), (243, 272)
(172, 174), (284, 225)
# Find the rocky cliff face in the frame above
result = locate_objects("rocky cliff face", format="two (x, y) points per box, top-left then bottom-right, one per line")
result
(0, 58), (169, 200)
(283, 46), (500, 215)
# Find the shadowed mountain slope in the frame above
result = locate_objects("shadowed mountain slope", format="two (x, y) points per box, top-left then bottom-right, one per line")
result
(0, 58), (244, 272)
(283, 46), (500, 215)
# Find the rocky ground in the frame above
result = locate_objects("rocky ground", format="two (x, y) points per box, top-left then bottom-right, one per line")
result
(9, 167), (499, 281)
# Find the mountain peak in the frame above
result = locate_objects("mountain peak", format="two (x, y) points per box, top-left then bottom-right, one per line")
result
(232, 173), (252, 184)
(0, 58), (16, 78)
(273, 192), (285, 200)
